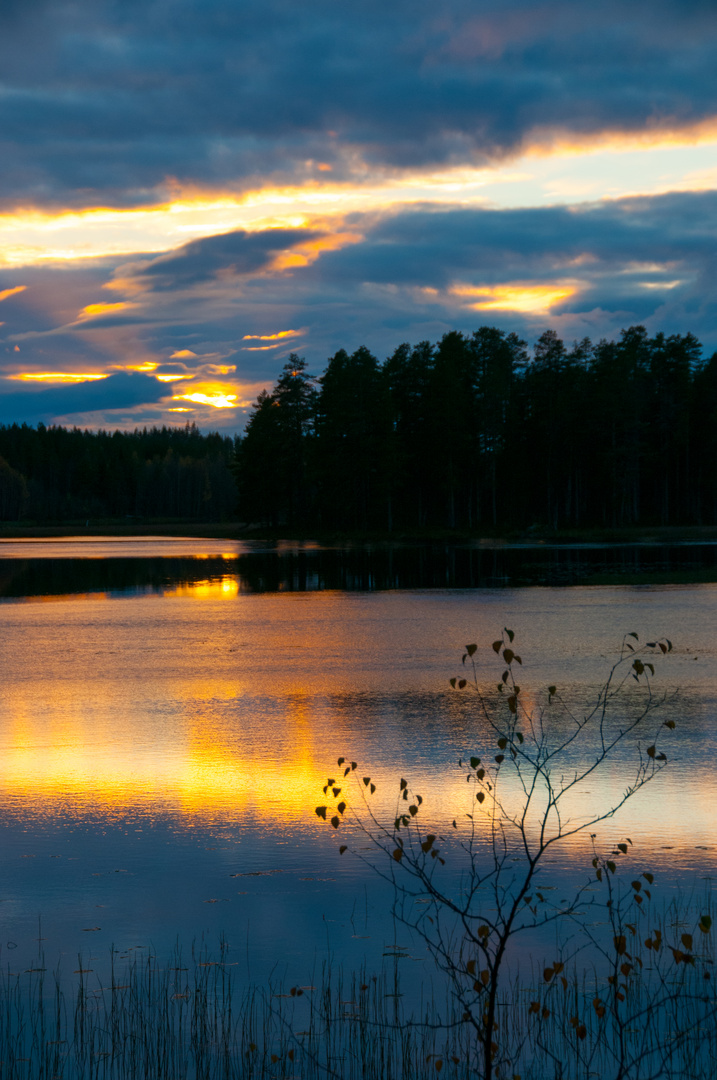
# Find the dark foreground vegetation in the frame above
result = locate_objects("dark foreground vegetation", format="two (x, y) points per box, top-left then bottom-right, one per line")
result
(2, 324), (717, 535)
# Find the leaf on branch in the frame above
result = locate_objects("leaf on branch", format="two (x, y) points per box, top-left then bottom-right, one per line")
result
(450, 678), (457, 688)
(664, 719), (676, 729)
(421, 835), (436, 852)
(466, 960), (476, 975)
(495, 754), (504, 764)
(400, 778), (408, 790)
(465, 644), (477, 657)
(492, 640), (502, 654)
(332, 787), (341, 797)
(548, 685), (557, 697)
(339, 845), (347, 854)
(646, 746), (656, 759)
(699, 915), (712, 934)
(476, 792), (485, 804)
(337, 757), (345, 766)
(543, 967), (554, 983)
(505, 628), (515, 643)
(628, 632), (639, 640)
(458, 679), (467, 689)
(370, 784), (376, 794)
(337, 801), (346, 815)
(503, 648), (515, 665)
(363, 777), (371, 786)
(470, 757), (481, 769)
(409, 805), (418, 816)
(497, 737), (507, 750)
(392, 848), (403, 862)
(643, 872), (654, 884)
(331, 816), (340, 829)
(315, 806), (327, 819)
(618, 843), (628, 854)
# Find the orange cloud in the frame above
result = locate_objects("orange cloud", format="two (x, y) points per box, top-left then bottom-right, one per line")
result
(242, 329), (303, 341)
(0, 285), (26, 302)
(270, 231), (363, 271)
(174, 390), (239, 409)
(451, 282), (578, 313)
(9, 371), (110, 383)
(77, 301), (132, 320)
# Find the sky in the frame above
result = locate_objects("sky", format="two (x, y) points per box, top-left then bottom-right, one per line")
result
(1, 0), (717, 434)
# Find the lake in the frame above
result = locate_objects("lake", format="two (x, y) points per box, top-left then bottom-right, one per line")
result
(1, 537), (716, 990)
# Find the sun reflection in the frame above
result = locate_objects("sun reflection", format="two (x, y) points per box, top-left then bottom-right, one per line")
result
(162, 576), (240, 599)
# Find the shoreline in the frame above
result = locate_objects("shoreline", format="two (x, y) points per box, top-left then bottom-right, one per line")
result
(3, 521), (717, 545)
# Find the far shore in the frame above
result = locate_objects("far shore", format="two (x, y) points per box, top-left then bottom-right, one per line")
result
(3, 520), (717, 546)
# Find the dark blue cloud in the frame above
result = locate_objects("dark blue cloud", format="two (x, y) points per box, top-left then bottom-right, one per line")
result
(0, 372), (168, 427)
(0, 0), (716, 207)
(129, 227), (322, 289)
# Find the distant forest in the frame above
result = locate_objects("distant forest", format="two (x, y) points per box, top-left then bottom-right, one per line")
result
(2, 324), (717, 531)
(236, 325), (717, 532)
(0, 424), (236, 522)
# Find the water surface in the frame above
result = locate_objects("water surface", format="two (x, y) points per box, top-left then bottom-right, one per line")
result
(0, 538), (715, 986)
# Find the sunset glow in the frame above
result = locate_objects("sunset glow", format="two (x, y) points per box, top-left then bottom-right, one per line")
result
(452, 283), (578, 313)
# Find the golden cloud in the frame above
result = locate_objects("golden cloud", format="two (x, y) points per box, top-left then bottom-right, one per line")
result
(242, 329), (303, 341)
(451, 282), (578, 313)
(10, 371), (110, 383)
(0, 285), (27, 302)
(77, 301), (133, 320)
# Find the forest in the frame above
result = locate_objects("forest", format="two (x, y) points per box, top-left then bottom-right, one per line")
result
(0, 423), (236, 523)
(2, 323), (717, 531)
(236, 325), (717, 532)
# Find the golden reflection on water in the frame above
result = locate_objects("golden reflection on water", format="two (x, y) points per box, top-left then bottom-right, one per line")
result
(0, 586), (716, 868)
(162, 576), (240, 600)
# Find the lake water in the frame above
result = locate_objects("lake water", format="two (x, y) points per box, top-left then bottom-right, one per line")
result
(1, 537), (716, 989)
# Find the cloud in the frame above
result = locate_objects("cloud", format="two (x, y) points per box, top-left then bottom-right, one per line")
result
(0, 370), (168, 426)
(3, 188), (717, 434)
(0, 1), (716, 209)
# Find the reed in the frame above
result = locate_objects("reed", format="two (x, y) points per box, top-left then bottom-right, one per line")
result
(0, 897), (714, 1080)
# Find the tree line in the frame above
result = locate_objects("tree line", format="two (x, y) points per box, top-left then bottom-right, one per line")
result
(0, 423), (236, 522)
(235, 325), (717, 532)
(2, 323), (716, 530)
